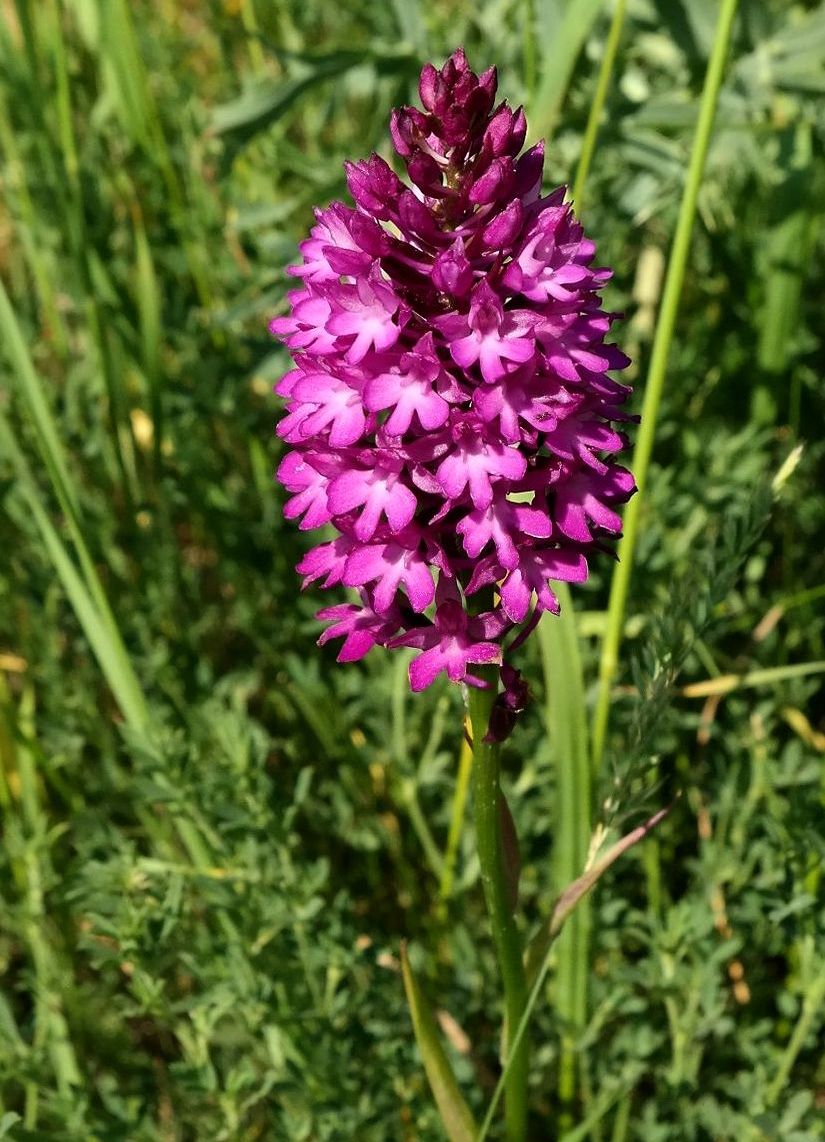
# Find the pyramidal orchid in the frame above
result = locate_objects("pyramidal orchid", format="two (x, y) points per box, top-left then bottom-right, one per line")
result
(271, 49), (636, 708)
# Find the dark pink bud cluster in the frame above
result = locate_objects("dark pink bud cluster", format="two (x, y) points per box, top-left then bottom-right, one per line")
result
(271, 49), (636, 693)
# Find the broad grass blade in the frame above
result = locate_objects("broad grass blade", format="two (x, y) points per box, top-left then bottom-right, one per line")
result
(0, 278), (80, 521)
(529, 0), (605, 141)
(400, 944), (477, 1142)
(0, 416), (149, 734)
(537, 582), (591, 1116)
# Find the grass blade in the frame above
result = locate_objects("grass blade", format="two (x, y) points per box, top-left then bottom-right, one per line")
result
(537, 583), (591, 1123)
(571, 0), (627, 213)
(400, 944), (478, 1142)
(0, 416), (149, 733)
(529, 0), (605, 142)
(679, 660), (825, 698)
(479, 807), (668, 1142)
(0, 278), (79, 522)
(0, 279), (145, 705)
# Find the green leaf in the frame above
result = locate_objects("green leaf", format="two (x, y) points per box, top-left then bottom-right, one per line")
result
(537, 584), (591, 1108)
(0, 276), (80, 522)
(529, 0), (605, 141)
(400, 944), (477, 1142)
(0, 1113), (22, 1138)
(479, 806), (670, 1142)
(524, 803), (673, 981)
(0, 416), (149, 735)
(757, 166), (818, 376)
(390, 0), (428, 52)
(211, 52), (372, 142)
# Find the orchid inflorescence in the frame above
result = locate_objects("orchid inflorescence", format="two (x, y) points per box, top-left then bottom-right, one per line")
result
(271, 49), (635, 698)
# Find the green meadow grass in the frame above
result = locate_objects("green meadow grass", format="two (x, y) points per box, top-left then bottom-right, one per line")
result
(1, 1), (824, 1138)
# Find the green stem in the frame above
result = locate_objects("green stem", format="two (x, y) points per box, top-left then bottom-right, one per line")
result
(401, 777), (445, 881)
(610, 1095), (632, 1142)
(765, 961), (825, 1107)
(469, 676), (529, 1141)
(522, 0), (537, 104)
(591, 0), (740, 770)
(571, 0), (627, 213)
(438, 730), (473, 906)
(240, 0), (266, 73)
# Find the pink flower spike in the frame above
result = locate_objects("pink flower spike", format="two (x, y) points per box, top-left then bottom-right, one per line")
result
(296, 534), (355, 588)
(457, 493), (552, 569)
(432, 239), (474, 297)
(270, 49), (636, 696)
(554, 466), (636, 542)
(271, 290), (339, 356)
(290, 204), (370, 284)
(276, 451), (335, 531)
(500, 547), (589, 623)
(281, 369), (367, 447)
(364, 337), (450, 435)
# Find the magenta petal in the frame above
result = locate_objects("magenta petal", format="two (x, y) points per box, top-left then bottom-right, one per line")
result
(328, 469), (369, 514)
(409, 645), (444, 691)
(402, 558), (435, 611)
(450, 336), (481, 370)
(436, 453), (469, 500)
(353, 493), (385, 542)
(339, 628), (380, 661)
(364, 373), (402, 411)
(385, 483), (417, 531)
(343, 545), (389, 586)
(500, 569), (531, 623)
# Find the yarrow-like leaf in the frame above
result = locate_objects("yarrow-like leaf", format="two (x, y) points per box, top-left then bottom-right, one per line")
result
(271, 48), (636, 695)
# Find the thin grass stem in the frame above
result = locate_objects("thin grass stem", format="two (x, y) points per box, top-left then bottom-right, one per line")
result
(240, 0), (266, 72)
(571, 0), (627, 213)
(438, 728), (473, 906)
(591, 0), (741, 770)
(765, 960), (825, 1107)
(522, 0), (537, 104)
(610, 1094), (632, 1142)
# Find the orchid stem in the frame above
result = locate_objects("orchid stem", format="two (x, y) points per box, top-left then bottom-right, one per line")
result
(469, 674), (529, 1141)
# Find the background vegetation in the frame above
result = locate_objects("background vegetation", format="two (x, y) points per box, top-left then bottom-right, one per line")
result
(1, 0), (824, 1138)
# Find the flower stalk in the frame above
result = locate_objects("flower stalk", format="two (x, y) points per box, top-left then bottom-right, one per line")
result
(468, 672), (529, 1141)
